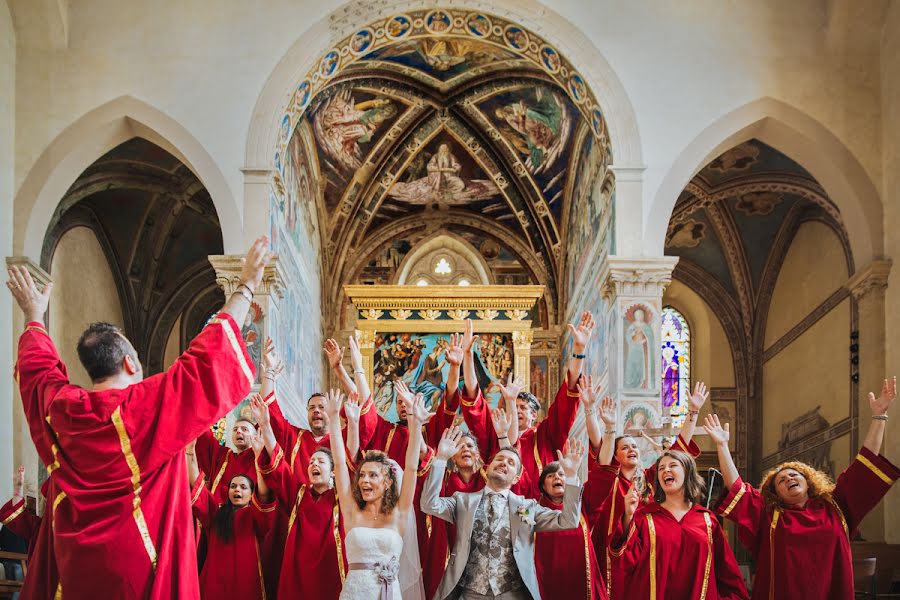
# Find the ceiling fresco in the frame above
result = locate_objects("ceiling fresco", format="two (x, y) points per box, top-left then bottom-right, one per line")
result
(666, 139), (849, 321)
(270, 8), (614, 326)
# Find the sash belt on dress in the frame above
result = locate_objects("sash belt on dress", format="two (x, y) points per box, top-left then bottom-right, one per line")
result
(348, 556), (399, 600)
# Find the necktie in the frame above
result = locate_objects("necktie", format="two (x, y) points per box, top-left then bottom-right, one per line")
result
(486, 492), (502, 529)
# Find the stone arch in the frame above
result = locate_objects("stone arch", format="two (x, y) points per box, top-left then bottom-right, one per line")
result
(395, 232), (493, 285)
(647, 97), (882, 267)
(15, 95), (243, 259)
(244, 0), (642, 172)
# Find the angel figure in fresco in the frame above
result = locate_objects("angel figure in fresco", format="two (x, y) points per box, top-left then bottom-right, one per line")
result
(495, 88), (571, 174)
(372, 39), (510, 73)
(388, 143), (499, 207)
(625, 306), (654, 389)
(312, 88), (397, 171)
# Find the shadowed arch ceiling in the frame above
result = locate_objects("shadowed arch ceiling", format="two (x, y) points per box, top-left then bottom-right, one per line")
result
(274, 9), (612, 326)
(42, 138), (225, 374)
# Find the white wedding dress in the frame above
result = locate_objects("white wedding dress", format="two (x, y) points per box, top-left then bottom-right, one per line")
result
(340, 527), (403, 599)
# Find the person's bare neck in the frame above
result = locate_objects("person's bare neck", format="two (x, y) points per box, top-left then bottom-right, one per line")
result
(662, 493), (691, 511)
(620, 464), (638, 480)
(310, 427), (327, 439)
(312, 483), (330, 495)
(458, 466), (476, 482)
(485, 478), (511, 494)
(91, 375), (132, 392)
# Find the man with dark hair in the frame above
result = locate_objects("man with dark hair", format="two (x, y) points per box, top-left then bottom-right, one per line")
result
(7, 236), (271, 599)
(458, 312), (595, 498)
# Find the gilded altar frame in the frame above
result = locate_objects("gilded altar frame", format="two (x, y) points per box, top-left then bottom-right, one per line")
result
(343, 285), (544, 390)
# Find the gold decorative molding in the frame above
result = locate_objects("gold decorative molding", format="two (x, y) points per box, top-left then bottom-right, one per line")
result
(343, 284), (544, 311)
(5, 256), (52, 288)
(600, 256), (679, 300)
(846, 259), (892, 301)
(208, 254), (286, 299)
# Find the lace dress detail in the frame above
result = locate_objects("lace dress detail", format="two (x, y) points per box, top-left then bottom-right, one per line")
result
(340, 527), (403, 599)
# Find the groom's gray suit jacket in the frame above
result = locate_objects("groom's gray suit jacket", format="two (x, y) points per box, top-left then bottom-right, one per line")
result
(420, 460), (582, 600)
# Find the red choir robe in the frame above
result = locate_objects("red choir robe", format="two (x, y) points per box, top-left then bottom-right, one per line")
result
(592, 434), (700, 599)
(15, 314), (254, 599)
(535, 457), (616, 600)
(1, 491), (43, 557)
(460, 380), (581, 499)
(257, 443), (347, 599)
(196, 430), (258, 504)
(609, 503), (748, 600)
(190, 480), (275, 600)
(716, 447), (900, 600)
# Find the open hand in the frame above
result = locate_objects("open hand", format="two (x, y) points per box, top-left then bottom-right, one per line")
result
(344, 393), (361, 423)
(568, 311), (595, 353)
(348, 335), (363, 372)
(497, 372), (524, 405)
(437, 426), (465, 462)
(323, 338), (344, 370)
(557, 437), (585, 479)
(624, 482), (640, 520)
(577, 375), (602, 411)
(6, 266), (52, 323)
(408, 393), (435, 425)
(869, 376), (896, 416)
(248, 393), (270, 429)
(599, 395), (616, 428)
(702, 413), (730, 447)
(688, 382), (709, 412)
(394, 379), (414, 405)
(323, 389), (344, 419)
(263, 338), (285, 376)
(461, 320), (476, 354)
(445, 333), (464, 366)
(491, 405), (513, 438)
(239, 236), (272, 293)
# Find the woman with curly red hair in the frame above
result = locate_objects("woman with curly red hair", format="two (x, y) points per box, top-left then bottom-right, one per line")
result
(705, 377), (899, 600)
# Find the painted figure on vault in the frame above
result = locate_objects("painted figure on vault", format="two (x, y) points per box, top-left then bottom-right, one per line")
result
(495, 88), (571, 174)
(312, 89), (397, 171)
(624, 305), (655, 389)
(388, 143), (499, 207)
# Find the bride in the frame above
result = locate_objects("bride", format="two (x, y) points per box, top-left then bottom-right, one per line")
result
(324, 388), (428, 600)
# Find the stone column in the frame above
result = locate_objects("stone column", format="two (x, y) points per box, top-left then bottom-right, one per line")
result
(601, 256), (679, 466)
(512, 329), (534, 388)
(846, 259), (893, 542)
(208, 254), (288, 433)
(5, 256), (52, 512)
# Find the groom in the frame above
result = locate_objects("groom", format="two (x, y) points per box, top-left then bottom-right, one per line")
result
(422, 427), (584, 600)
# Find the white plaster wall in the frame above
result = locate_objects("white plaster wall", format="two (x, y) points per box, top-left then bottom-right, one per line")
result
(7, 1), (888, 254)
(0, 0), (15, 502)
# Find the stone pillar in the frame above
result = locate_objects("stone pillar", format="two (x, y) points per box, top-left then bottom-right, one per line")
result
(601, 256), (679, 467)
(354, 327), (376, 389)
(512, 329), (534, 388)
(5, 256), (52, 511)
(239, 168), (273, 250)
(208, 254), (288, 433)
(846, 259), (893, 542)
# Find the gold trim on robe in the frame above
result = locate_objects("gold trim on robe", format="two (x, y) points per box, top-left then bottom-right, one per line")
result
(210, 453), (231, 496)
(208, 317), (254, 386)
(333, 500), (345, 583)
(647, 514), (657, 600)
(857, 453), (894, 484)
(769, 508), (781, 600)
(720, 484), (745, 517)
(111, 406), (159, 571)
(2, 502), (25, 525)
(700, 512), (713, 600)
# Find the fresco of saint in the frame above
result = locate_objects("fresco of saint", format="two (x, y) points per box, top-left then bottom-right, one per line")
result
(388, 143), (499, 206)
(495, 88), (571, 174)
(312, 89), (397, 171)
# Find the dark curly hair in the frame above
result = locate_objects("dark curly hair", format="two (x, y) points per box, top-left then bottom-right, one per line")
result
(759, 461), (834, 509)
(351, 451), (399, 514)
(653, 450), (706, 504)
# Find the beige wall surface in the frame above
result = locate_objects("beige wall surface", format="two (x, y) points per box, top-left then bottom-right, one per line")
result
(764, 221), (849, 348)
(762, 299), (851, 458)
(48, 226), (125, 389)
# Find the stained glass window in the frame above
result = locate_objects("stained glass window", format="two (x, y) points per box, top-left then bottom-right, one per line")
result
(661, 306), (690, 429)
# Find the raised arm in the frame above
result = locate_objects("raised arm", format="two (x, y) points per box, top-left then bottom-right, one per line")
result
(344, 393), (362, 462)
(420, 427), (465, 523)
(678, 382), (709, 445)
(491, 404), (515, 449)
(401, 394), (433, 514)
(324, 389), (356, 521)
(703, 414), (738, 488)
(219, 236), (272, 327)
(461, 320), (478, 397)
(597, 395), (618, 465)
(325, 338), (356, 395)
(532, 438), (584, 532)
(496, 373), (523, 445)
(444, 333), (464, 401)
(566, 311), (594, 387)
(249, 427), (271, 503)
(640, 431), (664, 453)
(185, 438), (201, 487)
(864, 376), (895, 454)
(348, 335), (370, 405)
(578, 376), (603, 449)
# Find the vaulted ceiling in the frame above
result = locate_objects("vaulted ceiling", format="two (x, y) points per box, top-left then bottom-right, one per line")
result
(43, 138), (224, 374)
(274, 9), (612, 327)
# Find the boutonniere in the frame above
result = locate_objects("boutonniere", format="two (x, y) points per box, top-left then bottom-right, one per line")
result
(516, 506), (536, 526)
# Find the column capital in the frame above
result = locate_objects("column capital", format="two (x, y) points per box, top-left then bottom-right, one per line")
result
(600, 255), (679, 300)
(208, 254), (285, 299)
(5, 256), (52, 288)
(846, 259), (892, 301)
(512, 329), (534, 348)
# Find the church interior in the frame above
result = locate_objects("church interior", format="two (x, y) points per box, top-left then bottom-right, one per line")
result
(1, 0), (898, 594)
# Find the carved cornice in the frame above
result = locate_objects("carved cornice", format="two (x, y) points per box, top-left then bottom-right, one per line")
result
(208, 254), (286, 299)
(344, 284), (543, 311)
(846, 259), (892, 301)
(5, 256), (52, 288)
(600, 256), (678, 300)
